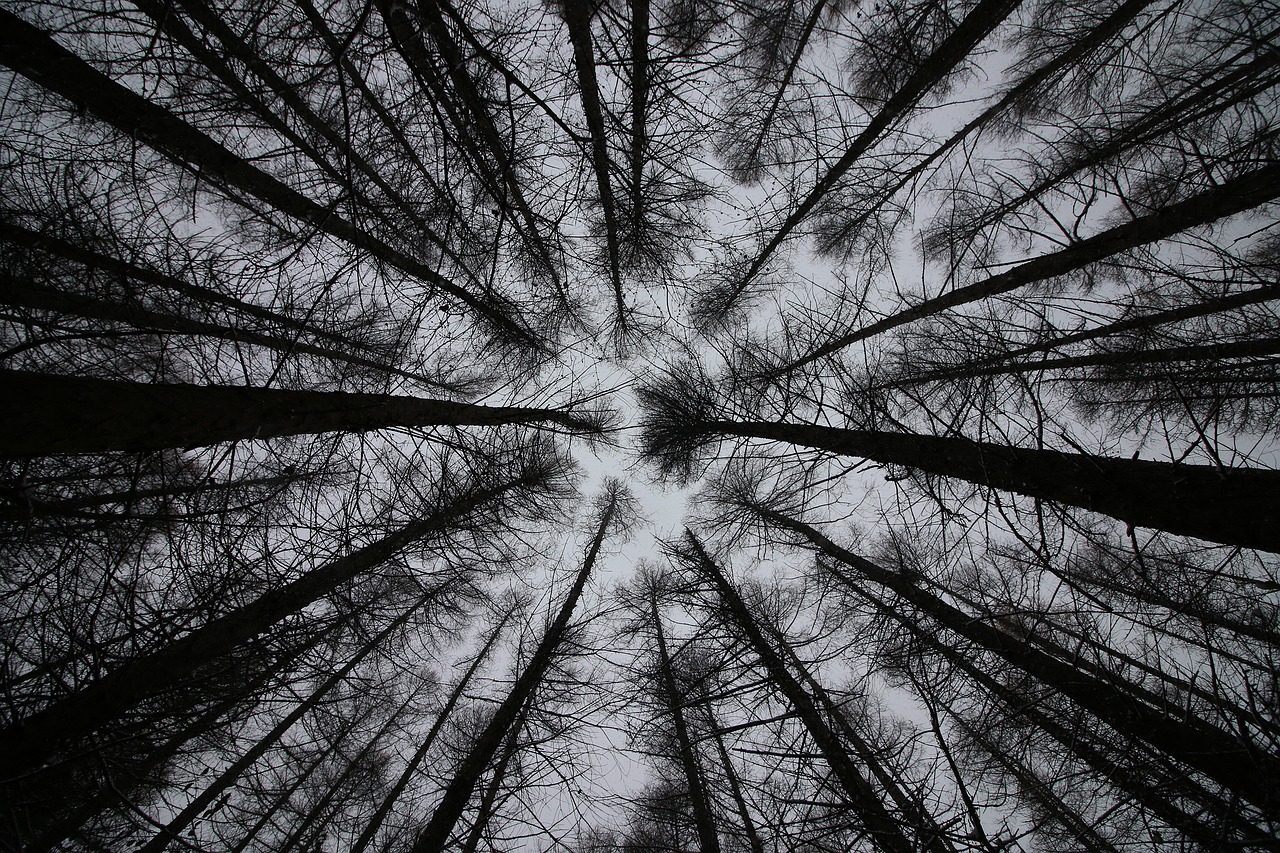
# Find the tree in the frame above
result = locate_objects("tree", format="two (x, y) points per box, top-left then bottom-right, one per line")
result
(3, 0), (1278, 848)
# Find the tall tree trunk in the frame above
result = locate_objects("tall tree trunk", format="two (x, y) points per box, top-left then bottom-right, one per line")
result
(727, 0), (1020, 300)
(820, 0), (1158, 252)
(875, 582), (1250, 848)
(650, 593), (721, 853)
(677, 532), (916, 853)
(563, 0), (625, 321)
(0, 471), (534, 781)
(411, 489), (619, 853)
(0, 220), (379, 354)
(749, 505), (1280, 816)
(711, 419), (1280, 551)
(0, 9), (538, 349)
(138, 594), (430, 853)
(781, 161), (1280, 372)
(457, 702), (530, 853)
(695, 700), (766, 853)
(880, 285), (1280, 390)
(0, 274), (443, 387)
(350, 606), (517, 853)
(0, 371), (598, 456)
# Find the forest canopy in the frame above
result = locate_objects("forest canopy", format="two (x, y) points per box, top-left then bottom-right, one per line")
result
(2, 0), (1279, 849)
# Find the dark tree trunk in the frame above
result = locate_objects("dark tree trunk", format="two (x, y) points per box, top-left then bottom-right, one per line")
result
(0, 371), (598, 456)
(138, 595), (429, 853)
(0, 220), (378, 353)
(0, 10), (537, 349)
(0, 274), (441, 387)
(650, 595), (721, 853)
(351, 606), (517, 853)
(678, 532), (916, 853)
(784, 161), (1280, 372)
(563, 0), (625, 319)
(716, 419), (1280, 551)
(0, 472), (532, 781)
(411, 491), (618, 853)
(732, 0), (1020, 294)
(752, 506), (1280, 816)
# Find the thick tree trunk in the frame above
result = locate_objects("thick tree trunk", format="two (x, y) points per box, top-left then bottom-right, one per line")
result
(679, 532), (916, 853)
(0, 472), (530, 781)
(651, 595), (721, 853)
(0, 371), (597, 455)
(786, 161), (1280, 371)
(411, 492), (617, 853)
(718, 419), (1280, 551)
(350, 606), (516, 853)
(754, 507), (1280, 816)
(0, 10), (537, 349)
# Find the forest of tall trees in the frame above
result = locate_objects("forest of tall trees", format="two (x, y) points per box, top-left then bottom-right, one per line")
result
(1, 0), (1277, 848)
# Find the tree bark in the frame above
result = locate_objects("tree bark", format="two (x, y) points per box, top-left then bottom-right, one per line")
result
(351, 606), (517, 853)
(715, 419), (1280, 552)
(651, 594), (721, 853)
(0, 371), (598, 456)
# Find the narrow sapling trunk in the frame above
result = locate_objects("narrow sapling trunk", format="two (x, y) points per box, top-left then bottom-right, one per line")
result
(0, 371), (601, 455)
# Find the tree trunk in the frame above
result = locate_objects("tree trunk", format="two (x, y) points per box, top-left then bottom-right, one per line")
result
(678, 531), (916, 853)
(0, 274), (441, 387)
(139, 595), (429, 853)
(0, 10), (537, 349)
(411, 490), (618, 853)
(753, 506), (1280, 816)
(731, 0), (1020, 295)
(351, 606), (517, 853)
(784, 161), (1280, 372)
(718, 419), (1280, 552)
(651, 594), (722, 853)
(0, 371), (597, 456)
(563, 0), (625, 318)
(0, 472), (532, 781)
